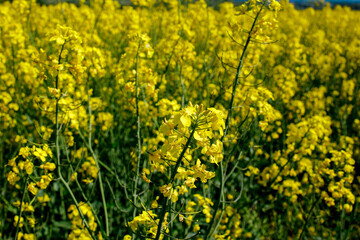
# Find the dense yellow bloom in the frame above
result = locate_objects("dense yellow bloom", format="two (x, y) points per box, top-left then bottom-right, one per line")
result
(36, 174), (53, 189)
(37, 194), (51, 206)
(13, 216), (24, 227)
(6, 171), (20, 186)
(68, 202), (98, 239)
(23, 160), (34, 175)
(160, 183), (173, 198)
(40, 162), (56, 171)
(32, 146), (48, 162)
(123, 235), (132, 240)
(127, 210), (158, 232)
(27, 182), (38, 195)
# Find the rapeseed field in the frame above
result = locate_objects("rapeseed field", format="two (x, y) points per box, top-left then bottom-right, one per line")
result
(0, 0), (359, 239)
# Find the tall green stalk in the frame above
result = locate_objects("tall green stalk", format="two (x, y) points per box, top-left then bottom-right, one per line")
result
(132, 40), (143, 240)
(86, 78), (109, 237)
(154, 125), (197, 240)
(206, 2), (266, 239)
(55, 42), (97, 240)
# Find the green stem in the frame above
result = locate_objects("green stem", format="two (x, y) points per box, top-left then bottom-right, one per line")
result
(87, 79), (109, 236)
(206, 3), (266, 239)
(178, 64), (186, 108)
(298, 196), (321, 240)
(132, 40), (142, 239)
(14, 177), (28, 240)
(55, 43), (97, 240)
(154, 126), (197, 240)
(62, 137), (106, 236)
